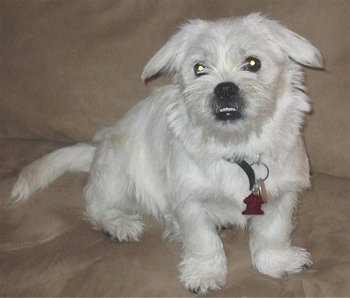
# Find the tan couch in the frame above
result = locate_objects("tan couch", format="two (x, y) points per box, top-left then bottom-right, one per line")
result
(1, 1), (349, 296)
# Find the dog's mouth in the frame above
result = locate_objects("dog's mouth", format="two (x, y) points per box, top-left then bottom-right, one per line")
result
(214, 105), (243, 121)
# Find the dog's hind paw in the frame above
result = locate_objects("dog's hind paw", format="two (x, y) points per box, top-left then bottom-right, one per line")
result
(107, 213), (144, 242)
(89, 210), (144, 242)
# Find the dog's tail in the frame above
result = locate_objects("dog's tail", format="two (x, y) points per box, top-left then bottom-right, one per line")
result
(11, 143), (96, 202)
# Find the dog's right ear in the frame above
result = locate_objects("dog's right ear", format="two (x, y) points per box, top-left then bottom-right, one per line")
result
(142, 20), (207, 83)
(252, 13), (324, 69)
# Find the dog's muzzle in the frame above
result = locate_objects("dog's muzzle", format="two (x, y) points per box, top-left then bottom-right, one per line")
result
(212, 82), (244, 121)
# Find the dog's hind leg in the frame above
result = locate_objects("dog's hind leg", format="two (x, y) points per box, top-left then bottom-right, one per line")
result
(84, 140), (144, 242)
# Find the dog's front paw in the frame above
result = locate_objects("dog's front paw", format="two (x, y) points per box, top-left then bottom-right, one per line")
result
(253, 246), (312, 278)
(179, 257), (227, 294)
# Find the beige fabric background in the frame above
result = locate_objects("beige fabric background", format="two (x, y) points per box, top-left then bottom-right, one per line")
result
(1, 0), (349, 177)
(1, 0), (349, 297)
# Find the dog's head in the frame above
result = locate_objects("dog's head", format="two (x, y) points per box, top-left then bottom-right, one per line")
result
(142, 14), (323, 140)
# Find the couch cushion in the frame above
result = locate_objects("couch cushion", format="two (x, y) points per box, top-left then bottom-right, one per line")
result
(0, 173), (349, 296)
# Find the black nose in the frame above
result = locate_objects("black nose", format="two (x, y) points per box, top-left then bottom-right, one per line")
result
(214, 82), (239, 100)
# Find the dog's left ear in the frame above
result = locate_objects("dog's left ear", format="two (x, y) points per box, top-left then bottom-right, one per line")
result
(275, 27), (324, 69)
(142, 20), (208, 82)
(263, 16), (324, 69)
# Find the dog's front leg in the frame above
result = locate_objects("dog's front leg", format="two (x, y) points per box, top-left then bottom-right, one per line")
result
(249, 192), (312, 278)
(176, 203), (227, 294)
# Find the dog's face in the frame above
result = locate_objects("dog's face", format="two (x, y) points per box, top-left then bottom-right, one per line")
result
(142, 14), (323, 140)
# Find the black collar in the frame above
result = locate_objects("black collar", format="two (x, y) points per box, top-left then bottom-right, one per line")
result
(235, 159), (256, 191)
(224, 157), (256, 191)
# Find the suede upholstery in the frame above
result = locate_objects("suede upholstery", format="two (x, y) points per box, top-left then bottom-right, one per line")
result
(1, 1), (349, 296)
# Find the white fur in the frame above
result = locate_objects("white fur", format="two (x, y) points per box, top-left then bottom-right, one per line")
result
(11, 143), (95, 202)
(12, 13), (323, 294)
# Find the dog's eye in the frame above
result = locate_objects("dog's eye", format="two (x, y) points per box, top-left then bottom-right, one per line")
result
(243, 57), (261, 72)
(194, 63), (209, 77)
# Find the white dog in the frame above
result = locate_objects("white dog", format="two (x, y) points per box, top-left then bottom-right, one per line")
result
(12, 13), (323, 294)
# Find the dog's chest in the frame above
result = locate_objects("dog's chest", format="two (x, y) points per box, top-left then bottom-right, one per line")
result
(211, 160), (252, 203)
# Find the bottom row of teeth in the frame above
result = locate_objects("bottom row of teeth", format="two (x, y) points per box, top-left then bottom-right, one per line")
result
(219, 107), (237, 112)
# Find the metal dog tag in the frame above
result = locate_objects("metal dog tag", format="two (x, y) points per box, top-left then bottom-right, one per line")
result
(257, 179), (268, 203)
